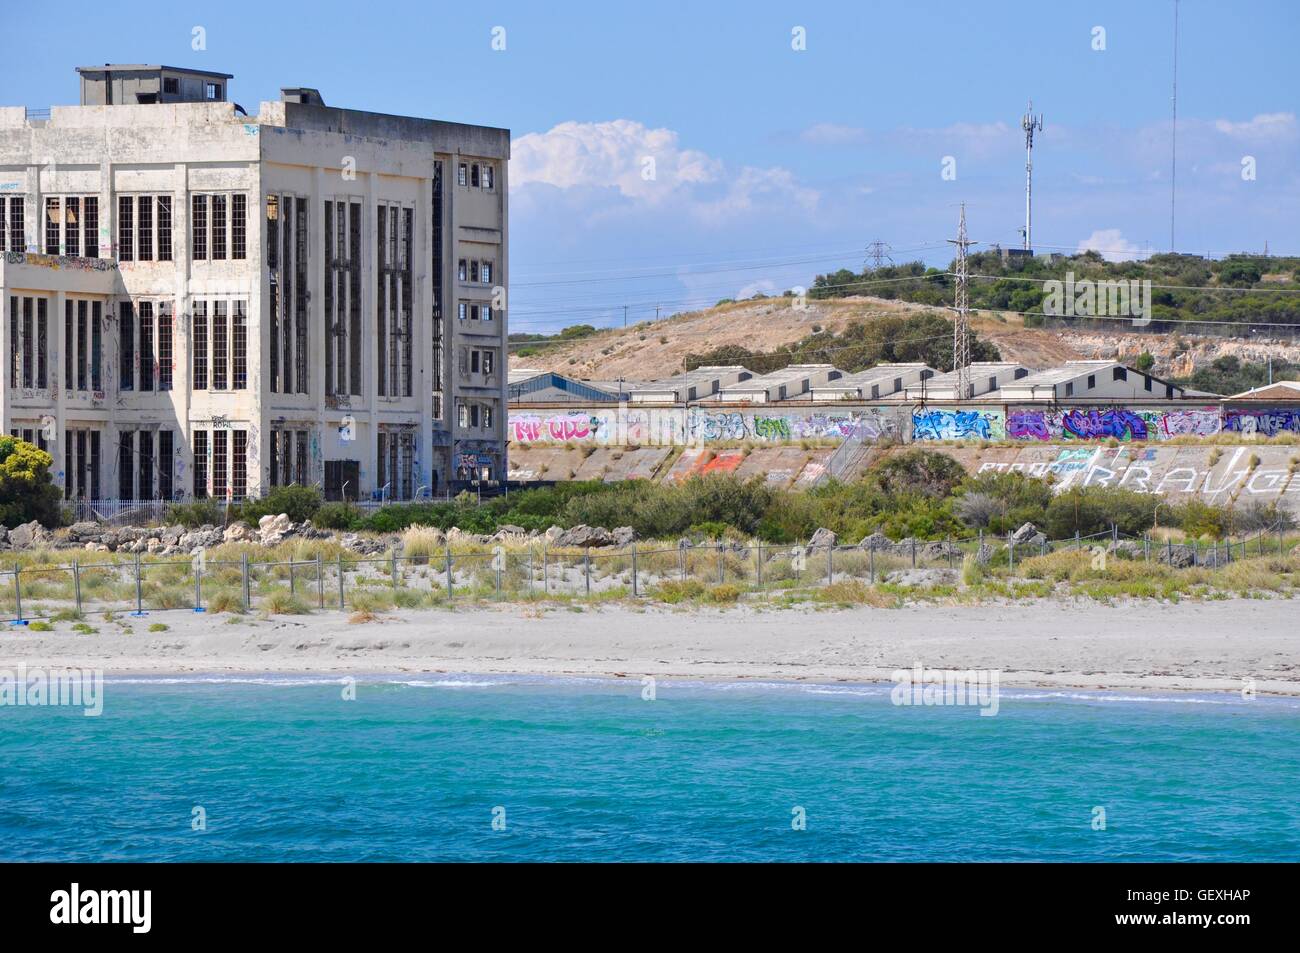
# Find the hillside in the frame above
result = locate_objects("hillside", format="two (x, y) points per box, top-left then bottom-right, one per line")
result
(509, 295), (1300, 383)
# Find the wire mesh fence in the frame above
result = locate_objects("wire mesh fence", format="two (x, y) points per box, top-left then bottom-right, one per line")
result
(1, 522), (1296, 624)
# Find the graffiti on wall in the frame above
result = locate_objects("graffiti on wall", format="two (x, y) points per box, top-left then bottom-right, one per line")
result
(912, 409), (1006, 441)
(1223, 408), (1300, 437)
(510, 412), (603, 443)
(686, 409), (900, 444)
(1006, 407), (1223, 442)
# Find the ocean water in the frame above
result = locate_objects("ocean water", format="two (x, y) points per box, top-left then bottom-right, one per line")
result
(2, 675), (1297, 862)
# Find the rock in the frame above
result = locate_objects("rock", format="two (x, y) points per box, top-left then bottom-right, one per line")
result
(179, 528), (223, 552)
(159, 525), (185, 546)
(1010, 522), (1041, 545)
(8, 520), (51, 549)
(83, 542), (110, 553)
(257, 513), (292, 546)
(612, 526), (636, 546)
(858, 532), (894, 552)
(543, 526), (565, 542)
(884, 567), (958, 588)
(919, 540), (964, 562)
(66, 521), (102, 541)
(146, 538), (165, 555)
(973, 543), (997, 565)
(1158, 543), (1196, 568)
(340, 533), (387, 556)
(495, 524), (527, 537)
(223, 522), (256, 544)
(1108, 539), (1142, 558)
(808, 527), (838, 550)
(299, 523), (332, 540)
(555, 524), (619, 548)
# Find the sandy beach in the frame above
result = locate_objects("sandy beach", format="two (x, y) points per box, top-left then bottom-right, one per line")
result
(1, 599), (1296, 695)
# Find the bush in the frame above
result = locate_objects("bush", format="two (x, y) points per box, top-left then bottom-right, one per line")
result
(0, 437), (63, 528)
(1043, 486), (1159, 538)
(240, 485), (322, 524)
(312, 502), (362, 531)
(869, 450), (969, 498)
(165, 498), (224, 528)
(1173, 499), (1233, 539)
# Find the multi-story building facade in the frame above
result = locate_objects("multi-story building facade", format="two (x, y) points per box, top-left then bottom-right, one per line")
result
(0, 64), (508, 505)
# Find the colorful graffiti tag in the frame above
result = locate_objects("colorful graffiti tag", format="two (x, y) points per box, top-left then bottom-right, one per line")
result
(509, 412), (602, 443)
(1223, 408), (1300, 437)
(686, 409), (901, 444)
(912, 409), (1006, 441)
(1007, 406), (1224, 442)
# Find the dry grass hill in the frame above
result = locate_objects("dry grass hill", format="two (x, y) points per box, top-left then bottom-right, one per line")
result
(511, 294), (1300, 383)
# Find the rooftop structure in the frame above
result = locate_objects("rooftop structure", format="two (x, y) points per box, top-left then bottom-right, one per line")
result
(717, 363), (842, 403)
(810, 363), (936, 402)
(624, 365), (752, 404)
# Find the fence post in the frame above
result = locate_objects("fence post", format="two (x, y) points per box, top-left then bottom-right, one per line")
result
(528, 548), (535, 595)
(827, 543), (834, 584)
(1008, 537), (1015, 572)
(391, 551), (399, 590)
(756, 542), (764, 591)
(1167, 537), (1172, 564)
(910, 538), (916, 569)
(13, 564), (23, 624)
(543, 549), (549, 595)
(194, 559), (204, 613)
(631, 542), (638, 597)
(240, 553), (250, 613)
(496, 551), (502, 595)
(1075, 530), (1081, 551)
(337, 554), (346, 610)
(1193, 539), (1199, 567)
(717, 542), (725, 585)
(870, 546), (876, 585)
(1144, 533), (1150, 562)
(316, 555), (324, 609)
(289, 559), (297, 597)
(679, 543), (687, 583)
(947, 537), (953, 569)
(73, 560), (83, 616)
(585, 548), (591, 596)
(1280, 524), (1285, 557)
(1112, 523), (1118, 545)
(134, 552), (146, 616)
(445, 547), (454, 599)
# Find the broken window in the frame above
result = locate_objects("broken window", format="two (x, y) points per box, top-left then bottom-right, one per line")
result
(191, 300), (208, 389)
(457, 163), (468, 187)
(1, 196), (25, 253)
(232, 300), (247, 389)
(155, 196), (170, 261)
(138, 430), (153, 500)
(64, 428), (101, 500)
(44, 197), (60, 254)
(212, 300), (228, 389)
(483, 164), (494, 190)
(232, 194), (246, 260)
(137, 196), (153, 261)
(138, 301), (154, 391)
(158, 302), (173, 391)
(211, 194), (227, 260)
(117, 196), (134, 262)
(191, 195), (207, 260)
(232, 429), (247, 499)
(431, 162), (445, 420)
(118, 301), (134, 391)
(159, 430), (174, 500)
(193, 429), (209, 498)
(481, 261), (492, 284)
(471, 164), (480, 188)
(212, 429), (229, 498)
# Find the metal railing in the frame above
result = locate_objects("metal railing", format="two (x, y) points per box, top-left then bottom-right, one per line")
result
(2, 522), (1294, 624)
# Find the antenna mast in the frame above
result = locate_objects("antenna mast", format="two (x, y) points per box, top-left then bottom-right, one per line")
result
(1021, 100), (1043, 251)
(948, 203), (975, 400)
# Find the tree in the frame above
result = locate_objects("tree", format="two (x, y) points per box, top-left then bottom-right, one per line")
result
(1135, 351), (1155, 372)
(0, 436), (63, 528)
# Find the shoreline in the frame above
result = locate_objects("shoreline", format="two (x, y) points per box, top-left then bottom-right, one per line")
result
(2, 599), (1297, 696)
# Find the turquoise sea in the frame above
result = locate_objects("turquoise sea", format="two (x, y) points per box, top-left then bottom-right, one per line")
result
(2, 675), (1297, 862)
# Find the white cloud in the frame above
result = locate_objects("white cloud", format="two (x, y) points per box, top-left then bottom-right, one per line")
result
(511, 119), (722, 201)
(1212, 112), (1297, 141)
(1075, 229), (1143, 262)
(511, 119), (818, 223)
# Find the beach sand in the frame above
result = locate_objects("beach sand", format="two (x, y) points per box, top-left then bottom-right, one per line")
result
(2, 599), (1296, 695)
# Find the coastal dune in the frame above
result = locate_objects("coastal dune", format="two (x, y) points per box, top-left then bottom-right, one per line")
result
(2, 600), (1296, 695)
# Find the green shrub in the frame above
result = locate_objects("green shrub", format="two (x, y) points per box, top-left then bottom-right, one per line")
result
(240, 485), (323, 524)
(165, 498), (224, 528)
(0, 436), (63, 528)
(1043, 486), (1160, 538)
(28, 620), (54, 631)
(868, 449), (969, 498)
(312, 502), (362, 531)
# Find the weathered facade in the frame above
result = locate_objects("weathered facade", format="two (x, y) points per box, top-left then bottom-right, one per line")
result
(0, 65), (508, 504)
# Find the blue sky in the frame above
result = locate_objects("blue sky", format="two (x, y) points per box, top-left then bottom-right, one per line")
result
(5, 0), (1297, 334)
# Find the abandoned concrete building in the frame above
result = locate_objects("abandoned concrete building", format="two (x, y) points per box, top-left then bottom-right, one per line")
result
(0, 63), (509, 505)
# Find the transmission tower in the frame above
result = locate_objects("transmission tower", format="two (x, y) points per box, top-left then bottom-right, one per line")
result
(947, 204), (975, 400)
(1021, 100), (1043, 251)
(864, 239), (893, 271)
